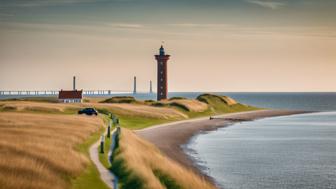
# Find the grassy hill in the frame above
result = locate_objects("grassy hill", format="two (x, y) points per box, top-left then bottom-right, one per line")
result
(0, 93), (260, 189)
(0, 93), (259, 129)
(0, 112), (108, 189)
(111, 128), (216, 189)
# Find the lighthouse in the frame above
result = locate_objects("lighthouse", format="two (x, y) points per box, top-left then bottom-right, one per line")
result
(155, 45), (170, 101)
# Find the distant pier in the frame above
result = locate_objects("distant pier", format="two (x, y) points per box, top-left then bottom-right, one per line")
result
(0, 90), (131, 96)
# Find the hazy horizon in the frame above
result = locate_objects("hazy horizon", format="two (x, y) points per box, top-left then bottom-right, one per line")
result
(1, 0), (335, 92)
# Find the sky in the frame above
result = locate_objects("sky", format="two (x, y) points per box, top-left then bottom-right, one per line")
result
(0, 0), (335, 92)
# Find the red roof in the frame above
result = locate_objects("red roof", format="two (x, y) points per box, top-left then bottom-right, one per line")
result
(58, 90), (82, 99)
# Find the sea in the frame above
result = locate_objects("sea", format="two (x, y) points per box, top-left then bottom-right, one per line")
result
(168, 92), (335, 189)
(123, 92), (336, 111)
(2, 92), (336, 188)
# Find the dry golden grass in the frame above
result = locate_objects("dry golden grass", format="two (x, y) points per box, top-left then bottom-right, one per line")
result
(0, 112), (104, 189)
(0, 101), (85, 113)
(221, 96), (237, 106)
(113, 128), (216, 189)
(0, 101), (187, 119)
(166, 99), (208, 112)
(82, 97), (107, 103)
(91, 103), (188, 119)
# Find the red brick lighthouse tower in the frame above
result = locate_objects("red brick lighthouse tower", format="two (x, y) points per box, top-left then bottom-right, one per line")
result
(155, 45), (170, 101)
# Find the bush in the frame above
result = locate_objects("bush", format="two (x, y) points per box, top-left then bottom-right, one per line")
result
(169, 102), (190, 112)
(101, 96), (136, 104)
(169, 97), (186, 100)
(196, 94), (213, 104)
(151, 102), (166, 107)
(97, 108), (110, 115)
(144, 100), (155, 103)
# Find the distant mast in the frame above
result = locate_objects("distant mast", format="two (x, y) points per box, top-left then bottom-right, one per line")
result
(150, 80), (153, 93)
(73, 76), (76, 90)
(155, 45), (170, 101)
(133, 76), (137, 94)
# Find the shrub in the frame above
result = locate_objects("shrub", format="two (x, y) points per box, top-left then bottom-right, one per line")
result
(169, 102), (190, 112)
(97, 108), (110, 115)
(169, 97), (186, 100)
(151, 102), (166, 107)
(101, 96), (136, 104)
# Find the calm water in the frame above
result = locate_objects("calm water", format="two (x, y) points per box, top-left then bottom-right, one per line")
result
(126, 92), (336, 111)
(186, 112), (336, 189)
(3, 92), (336, 111)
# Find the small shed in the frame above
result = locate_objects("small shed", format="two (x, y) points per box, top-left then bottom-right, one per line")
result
(58, 90), (83, 103)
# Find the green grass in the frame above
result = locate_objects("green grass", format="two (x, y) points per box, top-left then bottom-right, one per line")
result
(111, 157), (144, 189)
(153, 170), (183, 189)
(71, 119), (110, 189)
(97, 114), (114, 169)
(73, 94), (261, 189)
(115, 94), (261, 130)
(196, 94), (261, 114)
(110, 130), (184, 189)
(72, 163), (110, 189)
(1, 94), (261, 189)
(118, 115), (177, 130)
(110, 132), (145, 189)
(98, 134), (112, 169)
(101, 96), (137, 104)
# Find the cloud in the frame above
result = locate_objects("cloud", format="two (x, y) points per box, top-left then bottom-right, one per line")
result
(107, 23), (144, 29)
(0, 13), (15, 17)
(246, 0), (286, 9)
(170, 23), (231, 28)
(0, 0), (105, 7)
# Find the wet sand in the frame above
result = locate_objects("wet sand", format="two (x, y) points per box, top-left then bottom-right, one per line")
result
(136, 110), (311, 182)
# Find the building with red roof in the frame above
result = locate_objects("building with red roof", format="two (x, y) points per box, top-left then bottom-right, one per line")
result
(58, 90), (82, 103)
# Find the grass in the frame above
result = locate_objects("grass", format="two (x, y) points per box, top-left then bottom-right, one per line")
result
(0, 93), (261, 189)
(0, 112), (105, 189)
(118, 115), (175, 130)
(95, 113), (113, 169)
(0, 96), (59, 103)
(196, 93), (259, 114)
(167, 99), (208, 112)
(153, 170), (183, 189)
(101, 96), (137, 104)
(0, 93), (257, 129)
(111, 128), (217, 189)
(92, 103), (188, 120)
(72, 125), (110, 189)
(108, 94), (260, 188)
(71, 164), (110, 189)
(0, 101), (84, 115)
(98, 133), (112, 169)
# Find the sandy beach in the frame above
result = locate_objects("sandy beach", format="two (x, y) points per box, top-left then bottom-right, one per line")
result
(136, 110), (311, 181)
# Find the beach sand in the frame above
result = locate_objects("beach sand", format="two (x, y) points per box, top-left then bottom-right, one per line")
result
(136, 110), (311, 182)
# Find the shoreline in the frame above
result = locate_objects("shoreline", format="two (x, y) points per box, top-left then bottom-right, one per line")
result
(136, 109), (313, 187)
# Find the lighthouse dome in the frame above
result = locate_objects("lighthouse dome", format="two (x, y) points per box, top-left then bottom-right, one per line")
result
(159, 45), (165, 55)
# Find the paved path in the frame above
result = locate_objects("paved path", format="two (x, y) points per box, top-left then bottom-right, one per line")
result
(89, 128), (118, 189)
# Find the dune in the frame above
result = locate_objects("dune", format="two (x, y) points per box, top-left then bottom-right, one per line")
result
(0, 101), (85, 113)
(111, 128), (216, 189)
(167, 99), (208, 112)
(0, 112), (104, 189)
(92, 103), (188, 119)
